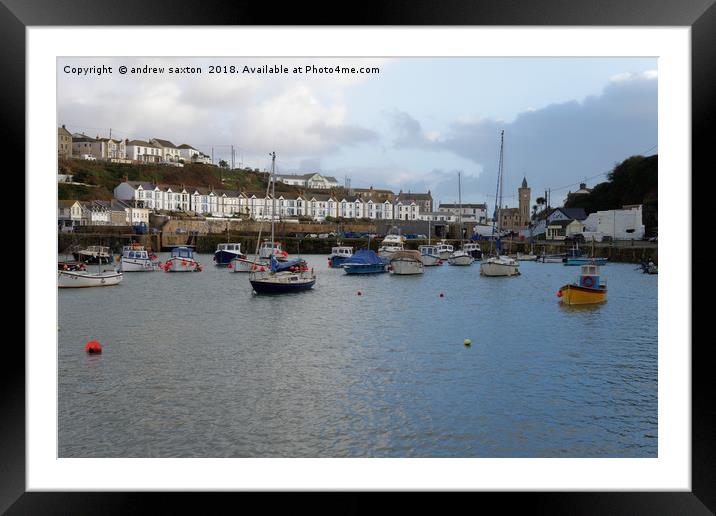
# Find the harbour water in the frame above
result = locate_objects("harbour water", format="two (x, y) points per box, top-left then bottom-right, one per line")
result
(58, 255), (657, 457)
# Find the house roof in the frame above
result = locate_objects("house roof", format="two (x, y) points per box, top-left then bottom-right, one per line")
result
(398, 192), (432, 200)
(58, 200), (78, 208)
(439, 203), (486, 209)
(560, 208), (587, 220)
(177, 144), (197, 150)
(126, 139), (153, 147)
(151, 138), (177, 149)
(58, 126), (72, 137)
(72, 135), (96, 143)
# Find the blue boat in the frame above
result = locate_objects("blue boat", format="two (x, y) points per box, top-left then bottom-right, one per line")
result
(328, 246), (354, 268)
(564, 257), (608, 266)
(249, 256), (316, 294)
(343, 250), (387, 275)
(214, 242), (246, 267)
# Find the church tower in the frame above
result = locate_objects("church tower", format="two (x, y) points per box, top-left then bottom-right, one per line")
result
(518, 176), (531, 228)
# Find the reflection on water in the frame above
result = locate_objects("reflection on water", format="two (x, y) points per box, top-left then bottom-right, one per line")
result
(58, 256), (657, 457)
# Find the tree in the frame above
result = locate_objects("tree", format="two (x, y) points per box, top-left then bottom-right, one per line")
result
(218, 160), (229, 169)
(536, 196), (546, 207)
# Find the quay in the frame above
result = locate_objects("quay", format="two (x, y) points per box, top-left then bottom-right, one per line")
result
(58, 223), (658, 264)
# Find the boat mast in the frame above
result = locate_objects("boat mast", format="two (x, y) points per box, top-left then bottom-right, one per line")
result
(270, 151), (276, 246)
(458, 171), (463, 243)
(491, 130), (505, 256)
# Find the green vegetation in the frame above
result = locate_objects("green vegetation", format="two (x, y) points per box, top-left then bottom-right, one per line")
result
(57, 158), (302, 201)
(564, 155), (657, 235)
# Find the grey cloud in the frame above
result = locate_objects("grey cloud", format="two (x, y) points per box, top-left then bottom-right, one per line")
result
(386, 75), (657, 202)
(305, 121), (380, 147)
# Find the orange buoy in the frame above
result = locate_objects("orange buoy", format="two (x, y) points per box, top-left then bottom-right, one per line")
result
(85, 340), (102, 354)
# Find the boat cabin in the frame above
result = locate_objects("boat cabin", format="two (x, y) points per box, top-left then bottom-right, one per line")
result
(419, 245), (439, 256)
(436, 241), (453, 253)
(216, 243), (242, 253)
(578, 264), (603, 288)
(122, 246), (149, 260)
(260, 241), (282, 251)
(171, 247), (195, 259)
(330, 246), (353, 257)
(462, 243), (481, 252)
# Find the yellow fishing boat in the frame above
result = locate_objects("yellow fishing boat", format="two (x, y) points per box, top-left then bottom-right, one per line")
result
(557, 264), (607, 305)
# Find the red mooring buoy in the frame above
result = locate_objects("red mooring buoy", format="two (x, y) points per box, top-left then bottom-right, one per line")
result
(85, 340), (102, 354)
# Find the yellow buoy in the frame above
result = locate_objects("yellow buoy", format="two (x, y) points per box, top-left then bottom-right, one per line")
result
(464, 338), (472, 346)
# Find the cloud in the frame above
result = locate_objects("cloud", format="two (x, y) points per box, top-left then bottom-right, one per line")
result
(381, 71), (657, 203)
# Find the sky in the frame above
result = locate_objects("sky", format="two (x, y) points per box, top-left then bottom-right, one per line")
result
(58, 57), (657, 208)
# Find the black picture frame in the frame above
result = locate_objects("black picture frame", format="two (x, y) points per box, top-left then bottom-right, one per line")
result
(5, 0), (706, 512)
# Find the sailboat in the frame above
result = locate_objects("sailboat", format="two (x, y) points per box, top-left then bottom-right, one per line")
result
(480, 130), (520, 277)
(248, 152), (316, 294)
(448, 171), (474, 266)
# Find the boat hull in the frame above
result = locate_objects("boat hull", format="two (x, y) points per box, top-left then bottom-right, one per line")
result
(538, 255), (564, 263)
(558, 284), (607, 305)
(58, 270), (123, 288)
(343, 263), (386, 274)
(517, 253), (537, 261)
(564, 258), (608, 266)
(230, 257), (263, 273)
(214, 250), (245, 267)
(249, 271), (316, 293)
(480, 259), (520, 276)
(121, 258), (157, 272)
(165, 258), (200, 272)
(448, 254), (474, 266)
(390, 259), (424, 275)
(421, 254), (442, 266)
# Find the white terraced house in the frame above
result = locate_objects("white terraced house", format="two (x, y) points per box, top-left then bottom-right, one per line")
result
(177, 143), (211, 164)
(114, 180), (412, 221)
(124, 140), (164, 164)
(150, 138), (182, 164)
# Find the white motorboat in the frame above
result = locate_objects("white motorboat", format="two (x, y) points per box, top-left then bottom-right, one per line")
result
(537, 254), (564, 263)
(418, 245), (443, 266)
(389, 250), (424, 275)
(461, 242), (483, 260)
(378, 242), (404, 260)
(480, 255), (521, 276)
(230, 256), (265, 273)
(164, 246), (201, 272)
(120, 244), (158, 272)
(58, 269), (123, 288)
(516, 252), (538, 261)
(259, 240), (288, 261)
(435, 240), (454, 259)
(448, 250), (474, 266)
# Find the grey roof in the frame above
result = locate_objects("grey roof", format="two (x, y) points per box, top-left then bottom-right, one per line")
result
(398, 192), (432, 200)
(151, 138), (177, 148)
(126, 139), (153, 146)
(548, 219), (573, 227)
(177, 144), (197, 150)
(521, 177), (528, 188)
(440, 203), (487, 209)
(560, 208), (587, 220)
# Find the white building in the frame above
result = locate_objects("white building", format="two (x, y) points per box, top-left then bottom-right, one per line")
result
(582, 205), (645, 240)
(150, 138), (182, 164)
(58, 200), (84, 230)
(177, 144), (211, 165)
(439, 203), (488, 224)
(274, 172), (339, 190)
(124, 140), (164, 163)
(395, 200), (420, 221)
(71, 134), (126, 160)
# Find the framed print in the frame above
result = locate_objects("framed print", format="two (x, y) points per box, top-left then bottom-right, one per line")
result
(6, 0), (708, 512)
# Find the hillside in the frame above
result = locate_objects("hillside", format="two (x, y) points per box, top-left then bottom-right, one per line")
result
(57, 158), (303, 201)
(564, 154), (657, 234)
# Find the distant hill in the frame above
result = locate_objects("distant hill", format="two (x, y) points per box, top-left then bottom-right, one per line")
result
(564, 154), (657, 234)
(57, 158), (303, 201)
